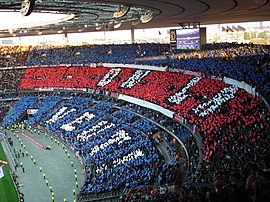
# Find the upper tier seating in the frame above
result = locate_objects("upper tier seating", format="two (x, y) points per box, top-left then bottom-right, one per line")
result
(1, 43), (269, 96)
(22, 43), (270, 96)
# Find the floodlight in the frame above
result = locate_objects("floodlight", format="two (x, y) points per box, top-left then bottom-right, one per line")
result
(114, 22), (122, 29)
(140, 10), (154, 24)
(113, 5), (130, 18)
(21, 0), (35, 16)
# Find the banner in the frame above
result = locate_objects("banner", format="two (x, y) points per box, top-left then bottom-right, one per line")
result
(27, 109), (38, 115)
(167, 68), (203, 77)
(19, 131), (46, 150)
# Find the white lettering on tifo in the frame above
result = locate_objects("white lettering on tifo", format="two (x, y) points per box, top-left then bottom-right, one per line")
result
(192, 85), (238, 118)
(60, 112), (95, 132)
(120, 70), (150, 89)
(97, 68), (121, 87)
(46, 107), (76, 125)
(89, 129), (131, 156)
(168, 77), (201, 104)
(96, 149), (144, 173)
(77, 120), (115, 141)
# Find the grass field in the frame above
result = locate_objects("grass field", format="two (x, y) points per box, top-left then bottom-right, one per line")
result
(0, 142), (19, 202)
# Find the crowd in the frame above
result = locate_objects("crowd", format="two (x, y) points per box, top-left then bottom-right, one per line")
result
(120, 131), (270, 202)
(1, 43), (269, 97)
(26, 44), (169, 66)
(2, 96), (38, 126)
(168, 43), (270, 97)
(0, 42), (269, 201)
(24, 95), (62, 126)
(17, 63), (270, 175)
(21, 43), (270, 96)
(0, 69), (25, 92)
(2, 95), (183, 195)
(0, 46), (29, 67)
(18, 65), (269, 154)
(0, 89), (269, 201)
(0, 101), (10, 122)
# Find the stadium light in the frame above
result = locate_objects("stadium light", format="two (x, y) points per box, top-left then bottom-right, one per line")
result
(140, 10), (154, 24)
(113, 22), (122, 29)
(8, 28), (13, 34)
(95, 24), (104, 31)
(113, 5), (130, 18)
(21, 0), (36, 16)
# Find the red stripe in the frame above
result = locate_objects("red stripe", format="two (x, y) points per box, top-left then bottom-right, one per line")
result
(19, 131), (46, 150)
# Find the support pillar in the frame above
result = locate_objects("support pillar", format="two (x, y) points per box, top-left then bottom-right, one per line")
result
(64, 32), (68, 45)
(131, 27), (135, 44)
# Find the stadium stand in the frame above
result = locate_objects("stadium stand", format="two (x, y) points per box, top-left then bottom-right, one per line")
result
(2, 95), (183, 196)
(0, 42), (269, 201)
(22, 43), (270, 96)
(0, 102), (10, 123)
(0, 69), (25, 92)
(0, 46), (29, 67)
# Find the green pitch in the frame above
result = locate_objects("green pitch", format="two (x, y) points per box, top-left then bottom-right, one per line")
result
(0, 143), (19, 202)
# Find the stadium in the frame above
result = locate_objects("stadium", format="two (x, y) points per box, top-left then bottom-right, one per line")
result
(0, 0), (270, 202)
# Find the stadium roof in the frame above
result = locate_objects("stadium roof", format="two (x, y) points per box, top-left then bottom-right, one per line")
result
(0, 0), (269, 37)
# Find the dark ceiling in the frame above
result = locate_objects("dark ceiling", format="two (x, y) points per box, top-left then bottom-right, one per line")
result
(0, 0), (270, 38)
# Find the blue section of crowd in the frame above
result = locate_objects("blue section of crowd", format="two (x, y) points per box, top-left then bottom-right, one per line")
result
(2, 96), (38, 126)
(2, 95), (184, 195)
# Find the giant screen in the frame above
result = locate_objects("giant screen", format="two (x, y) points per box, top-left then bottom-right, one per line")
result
(176, 28), (200, 50)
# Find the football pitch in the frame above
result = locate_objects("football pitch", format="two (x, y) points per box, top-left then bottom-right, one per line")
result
(0, 142), (19, 202)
